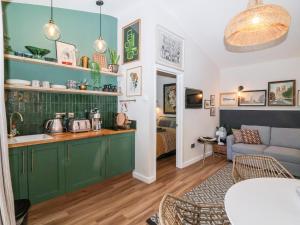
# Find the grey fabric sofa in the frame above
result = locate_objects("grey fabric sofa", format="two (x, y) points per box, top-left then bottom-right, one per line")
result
(227, 125), (300, 177)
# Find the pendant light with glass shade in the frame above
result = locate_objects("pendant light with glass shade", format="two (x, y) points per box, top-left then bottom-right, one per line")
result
(43, 0), (61, 41)
(94, 0), (107, 53)
(224, 0), (291, 51)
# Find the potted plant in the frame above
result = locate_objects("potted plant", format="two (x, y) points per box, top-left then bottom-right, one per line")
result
(108, 48), (120, 73)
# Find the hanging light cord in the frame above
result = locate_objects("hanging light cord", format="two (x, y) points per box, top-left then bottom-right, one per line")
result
(99, 1), (103, 37)
(50, 0), (54, 21)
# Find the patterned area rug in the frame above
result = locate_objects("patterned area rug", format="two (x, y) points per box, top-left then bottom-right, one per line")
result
(146, 164), (234, 225)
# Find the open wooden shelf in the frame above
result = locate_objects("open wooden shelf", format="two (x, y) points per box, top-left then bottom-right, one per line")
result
(5, 84), (122, 97)
(4, 54), (123, 77)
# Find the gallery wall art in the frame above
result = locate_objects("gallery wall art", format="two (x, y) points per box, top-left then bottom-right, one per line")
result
(123, 19), (140, 64)
(164, 83), (176, 114)
(268, 80), (296, 106)
(126, 66), (142, 97)
(238, 90), (267, 106)
(156, 25), (184, 71)
(220, 92), (238, 107)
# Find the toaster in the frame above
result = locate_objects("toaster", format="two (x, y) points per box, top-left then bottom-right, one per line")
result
(68, 119), (91, 133)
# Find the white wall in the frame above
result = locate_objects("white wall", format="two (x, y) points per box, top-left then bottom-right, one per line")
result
(220, 57), (300, 110)
(156, 75), (176, 118)
(117, 0), (220, 183)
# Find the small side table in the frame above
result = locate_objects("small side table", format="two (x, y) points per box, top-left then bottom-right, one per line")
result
(197, 138), (217, 166)
(213, 144), (227, 157)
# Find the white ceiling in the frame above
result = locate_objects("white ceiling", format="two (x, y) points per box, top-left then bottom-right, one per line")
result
(4, 0), (300, 69)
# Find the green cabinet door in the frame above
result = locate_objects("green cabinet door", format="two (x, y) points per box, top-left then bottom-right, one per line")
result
(65, 137), (106, 192)
(27, 143), (65, 204)
(106, 133), (135, 178)
(9, 147), (28, 200)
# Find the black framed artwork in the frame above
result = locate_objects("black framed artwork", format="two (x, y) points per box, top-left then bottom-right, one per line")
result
(163, 83), (176, 114)
(238, 90), (267, 106)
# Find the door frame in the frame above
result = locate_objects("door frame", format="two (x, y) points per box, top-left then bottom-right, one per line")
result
(154, 64), (184, 177)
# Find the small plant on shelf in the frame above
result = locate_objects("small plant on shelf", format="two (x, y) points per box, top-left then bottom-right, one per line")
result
(108, 48), (120, 73)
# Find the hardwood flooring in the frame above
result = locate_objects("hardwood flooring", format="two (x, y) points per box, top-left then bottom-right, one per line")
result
(28, 156), (228, 225)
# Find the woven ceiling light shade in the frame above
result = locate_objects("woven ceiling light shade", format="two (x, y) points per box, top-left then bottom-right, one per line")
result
(225, 0), (291, 51)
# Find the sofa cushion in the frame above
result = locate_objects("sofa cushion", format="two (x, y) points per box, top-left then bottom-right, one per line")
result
(232, 143), (267, 155)
(241, 129), (262, 144)
(264, 146), (300, 164)
(232, 129), (243, 143)
(241, 125), (271, 145)
(270, 127), (300, 149)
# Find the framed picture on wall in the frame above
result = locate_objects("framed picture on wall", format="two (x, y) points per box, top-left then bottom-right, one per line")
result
(220, 92), (238, 107)
(123, 19), (141, 64)
(210, 95), (215, 106)
(164, 83), (176, 114)
(56, 41), (77, 66)
(238, 90), (267, 106)
(126, 66), (142, 97)
(156, 25), (184, 71)
(210, 107), (216, 117)
(268, 80), (296, 106)
(204, 100), (211, 109)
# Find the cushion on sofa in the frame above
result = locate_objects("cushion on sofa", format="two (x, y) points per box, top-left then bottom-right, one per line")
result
(270, 127), (300, 149)
(241, 125), (271, 145)
(241, 129), (262, 144)
(264, 146), (300, 164)
(232, 143), (267, 155)
(232, 129), (243, 143)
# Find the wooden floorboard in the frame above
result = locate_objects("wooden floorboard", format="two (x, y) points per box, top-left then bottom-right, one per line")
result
(28, 155), (228, 225)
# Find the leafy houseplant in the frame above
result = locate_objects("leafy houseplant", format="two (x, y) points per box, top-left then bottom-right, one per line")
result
(90, 61), (101, 90)
(108, 48), (120, 73)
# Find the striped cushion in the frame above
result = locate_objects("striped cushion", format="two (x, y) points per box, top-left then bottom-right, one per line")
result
(241, 129), (262, 145)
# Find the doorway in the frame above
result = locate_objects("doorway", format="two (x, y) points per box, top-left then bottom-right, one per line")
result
(155, 68), (184, 178)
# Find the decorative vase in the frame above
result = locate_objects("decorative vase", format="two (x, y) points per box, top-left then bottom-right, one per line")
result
(108, 64), (119, 73)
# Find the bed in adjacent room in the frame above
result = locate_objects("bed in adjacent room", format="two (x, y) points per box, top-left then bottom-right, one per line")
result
(156, 116), (176, 158)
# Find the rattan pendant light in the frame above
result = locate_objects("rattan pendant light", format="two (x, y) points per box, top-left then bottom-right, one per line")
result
(225, 0), (291, 51)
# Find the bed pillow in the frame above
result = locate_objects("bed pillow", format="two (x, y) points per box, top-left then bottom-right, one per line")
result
(158, 119), (171, 128)
(241, 129), (262, 145)
(232, 129), (243, 143)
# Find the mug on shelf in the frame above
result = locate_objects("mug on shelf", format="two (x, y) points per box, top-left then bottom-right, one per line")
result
(42, 81), (50, 88)
(31, 80), (40, 87)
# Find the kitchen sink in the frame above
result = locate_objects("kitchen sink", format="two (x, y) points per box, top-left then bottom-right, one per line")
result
(8, 134), (53, 144)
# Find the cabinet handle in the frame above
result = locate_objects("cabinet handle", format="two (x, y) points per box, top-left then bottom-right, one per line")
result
(22, 151), (25, 174)
(67, 144), (70, 161)
(31, 150), (34, 172)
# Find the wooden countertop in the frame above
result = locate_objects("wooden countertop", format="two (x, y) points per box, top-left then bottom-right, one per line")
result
(8, 129), (135, 149)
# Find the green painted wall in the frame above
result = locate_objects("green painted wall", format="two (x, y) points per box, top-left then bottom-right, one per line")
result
(2, 2), (118, 86)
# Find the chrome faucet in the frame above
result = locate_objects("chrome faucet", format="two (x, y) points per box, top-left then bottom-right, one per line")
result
(8, 112), (24, 138)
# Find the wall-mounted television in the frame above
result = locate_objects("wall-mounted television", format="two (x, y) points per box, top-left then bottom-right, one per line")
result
(185, 88), (203, 109)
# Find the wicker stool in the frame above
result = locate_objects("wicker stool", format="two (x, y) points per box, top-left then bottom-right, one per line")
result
(232, 155), (294, 183)
(159, 194), (229, 225)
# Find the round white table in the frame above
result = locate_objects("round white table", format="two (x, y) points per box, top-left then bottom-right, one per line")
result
(225, 178), (300, 225)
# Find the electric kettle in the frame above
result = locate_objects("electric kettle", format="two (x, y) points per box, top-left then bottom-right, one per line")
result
(45, 116), (64, 133)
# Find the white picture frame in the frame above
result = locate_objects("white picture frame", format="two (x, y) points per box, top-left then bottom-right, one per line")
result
(156, 25), (184, 71)
(56, 41), (77, 66)
(126, 66), (142, 97)
(220, 92), (238, 107)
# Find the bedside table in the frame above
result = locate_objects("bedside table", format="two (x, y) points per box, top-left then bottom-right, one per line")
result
(213, 144), (227, 157)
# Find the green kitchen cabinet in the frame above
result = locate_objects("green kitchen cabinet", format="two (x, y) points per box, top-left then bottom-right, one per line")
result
(106, 133), (135, 178)
(65, 137), (106, 192)
(27, 143), (65, 203)
(9, 147), (28, 200)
